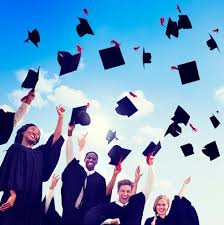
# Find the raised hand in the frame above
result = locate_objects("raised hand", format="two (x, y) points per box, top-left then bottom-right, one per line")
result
(49, 174), (60, 190)
(134, 166), (143, 183)
(56, 104), (65, 118)
(77, 132), (88, 150)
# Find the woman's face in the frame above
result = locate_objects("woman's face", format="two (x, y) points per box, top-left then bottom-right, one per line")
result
(22, 126), (41, 145)
(156, 198), (169, 217)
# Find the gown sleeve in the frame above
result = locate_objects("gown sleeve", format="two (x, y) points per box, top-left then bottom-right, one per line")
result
(38, 134), (64, 182)
(0, 145), (25, 192)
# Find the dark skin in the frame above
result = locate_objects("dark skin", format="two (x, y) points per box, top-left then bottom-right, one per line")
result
(84, 152), (98, 171)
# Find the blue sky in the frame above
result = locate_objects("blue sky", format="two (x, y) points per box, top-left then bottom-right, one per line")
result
(1, 0), (224, 224)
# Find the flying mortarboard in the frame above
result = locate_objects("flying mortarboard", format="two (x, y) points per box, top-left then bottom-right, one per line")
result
(57, 51), (81, 76)
(180, 143), (194, 157)
(106, 129), (118, 144)
(165, 122), (182, 137)
(70, 105), (91, 126)
(143, 48), (152, 68)
(177, 15), (192, 30)
(171, 105), (190, 125)
(142, 141), (161, 157)
(99, 45), (125, 70)
(202, 141), (220, 161)
(25, 29), (40, 47)
(108, 145), (131, 166)
(166, 18), (179, 39)
(210, 115), (220, 128)
(21, 67), (39, 90)
(115, 96), (138, 117)
(172, 61), (200, 85)
(207, 34), (220, 52)
(76, 17), (94, 37)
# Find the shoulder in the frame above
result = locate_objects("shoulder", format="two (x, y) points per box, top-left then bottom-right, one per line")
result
(93, 172), (106, 181)
(144, 217), (154, 225)
(130, 192), (145, 202)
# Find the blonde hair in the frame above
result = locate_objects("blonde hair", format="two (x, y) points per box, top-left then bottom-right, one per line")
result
(153, 195), (170, 213)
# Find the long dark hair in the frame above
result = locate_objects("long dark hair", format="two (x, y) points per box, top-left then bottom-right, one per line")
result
(14, 123), (40, 145)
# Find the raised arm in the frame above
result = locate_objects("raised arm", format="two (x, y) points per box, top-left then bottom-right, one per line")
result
(52, 105), (65, 145)
(44, 174), (60, 214)
(131, 166), (142, 195)
(106, 166), (121, 196)
(14, 90), (35, 127)
(141, 156), (155, 202)
(178, 176), (191, 199)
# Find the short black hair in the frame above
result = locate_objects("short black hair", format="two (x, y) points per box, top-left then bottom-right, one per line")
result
(85, 151), (98, 159)
(14, 123), (40, 145)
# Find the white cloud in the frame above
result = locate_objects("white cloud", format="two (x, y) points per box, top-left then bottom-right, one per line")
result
(0, 104), (14, 112)
(215, 87), (224, 101)
(118, 90), (154, 118)
(155, 178), (173, 191)
(78, 57), (85, 70)
(132, 125), (165, 145)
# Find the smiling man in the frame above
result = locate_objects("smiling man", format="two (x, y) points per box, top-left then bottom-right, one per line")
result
(83, 157), (155, 225)
(61, 124), (106, 225)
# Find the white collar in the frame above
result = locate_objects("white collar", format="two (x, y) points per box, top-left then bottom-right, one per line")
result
(84, 167), (95, 176)
(115, 200), (129, 207)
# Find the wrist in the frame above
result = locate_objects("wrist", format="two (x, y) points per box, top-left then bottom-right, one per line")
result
(68, 132), (73, 136)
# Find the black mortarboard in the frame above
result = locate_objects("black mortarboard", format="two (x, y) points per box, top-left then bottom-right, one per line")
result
(166, 18), (179, 39)
(143, 48), (152, 68)
(207, 34), (220, 52)
(21, 67), (39, 90)
(177, 15), (192, 30)
(115, 96), (138, 117)
(142, 141), (161, 157)
(76, 17), (94, 37)
(57, 51), (81, 76)
(164, 122), (182, 137)
(106, 129), (117, 144)
(0, 109), (15, 145)
(171, 105), (190, 125)
(176, 61), (200, 85)
(180, 143), (194, 157)
(70, 105), (91, 126)
(210, 115), (220, 128)
(99, 46), (125, 70)
(108, 145), (131, 166)
(202, 141), (220, 161)
(26, 29), (40, 47)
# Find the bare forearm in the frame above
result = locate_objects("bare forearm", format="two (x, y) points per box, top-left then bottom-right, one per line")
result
(178, 184), (187, 198)
(66, 136), (74, 164)
(106, 174), (117, 196)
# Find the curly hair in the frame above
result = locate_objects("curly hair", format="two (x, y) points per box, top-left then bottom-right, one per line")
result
(14, 123), (40, 145)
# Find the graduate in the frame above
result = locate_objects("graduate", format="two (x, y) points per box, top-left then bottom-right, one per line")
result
(0, 90), (35, 145)
(61, 124), (107, 225)
(42, 174), (62, 225)
(144, 177), (199, 225)
(0, 105), (65, 225)
(83, 156), (155, 225)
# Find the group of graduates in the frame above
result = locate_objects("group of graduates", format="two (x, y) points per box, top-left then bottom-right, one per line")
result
(0, 90), (200, 225)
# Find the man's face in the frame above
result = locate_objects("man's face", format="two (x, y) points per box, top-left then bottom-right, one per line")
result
(84, 152), (98, 171)
(118, 185), (132, 204)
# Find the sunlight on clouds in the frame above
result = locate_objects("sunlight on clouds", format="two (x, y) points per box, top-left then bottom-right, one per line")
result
(0, 104), (14, 112)
(215, 87), (224, 101)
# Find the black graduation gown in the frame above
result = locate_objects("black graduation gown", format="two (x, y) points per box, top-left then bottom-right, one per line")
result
(0, 135), (64, 225)
(144, 196), (199, 225)
(61, 158), (106, 225)
(42, 196), (61, 225)
(83, 192), (145, 225)
(0, 109), (15, 145)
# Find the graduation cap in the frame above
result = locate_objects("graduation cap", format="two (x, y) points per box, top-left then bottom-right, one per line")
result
(166, 18), (179, 39)
(115, 96), (138, 117)
(207, 34), (220, 52)
(143, 48), (152, 68)
(70, 105), (91, 126)
(76, 17), (94, 37)
(202, 141), (220, 161)
(180, 143), (194, 157)
(21, 67), (39, 90)
(142, 141), (161, 157)
(171, 105), (190, 125)
(57, 51), (81, 76)
(165, 122), (182, 137)
(177, 15), (192, 30)
(210, 115), (220, 128)
(108, 145), (131, 166)
(172, 61), (200, 85)
(0, 109), (15, 145)
(25, 29), (40, 47)
(99, 45), (125, 70)
(106, 129), (118, 144)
